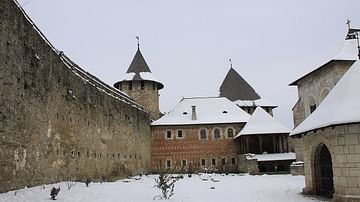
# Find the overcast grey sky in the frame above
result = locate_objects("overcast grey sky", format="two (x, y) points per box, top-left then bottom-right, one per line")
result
(19, 0), (360, 128)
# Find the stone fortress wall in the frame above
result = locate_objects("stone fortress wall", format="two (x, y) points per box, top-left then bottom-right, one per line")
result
(0, 0), (151, 192)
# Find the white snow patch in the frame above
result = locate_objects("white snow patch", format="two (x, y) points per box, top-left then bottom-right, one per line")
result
(254, 152), (296, 162)
(0, 174), (326, 202)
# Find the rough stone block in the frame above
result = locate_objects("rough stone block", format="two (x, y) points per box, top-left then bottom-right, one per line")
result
(349, 168), (360, 177)
(345, 135), (359, 145)
(347, 154), (360, 163)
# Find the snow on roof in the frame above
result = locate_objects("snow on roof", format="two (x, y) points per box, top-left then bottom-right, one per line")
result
(254, 152), (296, 162)
(233, 98), (277, 108)
(289, 30), (358, 86)
(333, 35), (359, 61)
(235, 107), (289, 138)
(291, 60), (360, 136)
(120, 72), (163, 84)
(151, 97), (250, 126)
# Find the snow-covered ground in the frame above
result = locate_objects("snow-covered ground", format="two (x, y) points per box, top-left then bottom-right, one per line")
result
(0, 174), (328, 202)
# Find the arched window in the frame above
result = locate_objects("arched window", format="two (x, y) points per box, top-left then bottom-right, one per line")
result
(319, 88), (330, 103)
(227, 128), (234, 138)
(200, 129), (207, 140)
(306, 95), (317, 115)
(214, 128), (221, 139)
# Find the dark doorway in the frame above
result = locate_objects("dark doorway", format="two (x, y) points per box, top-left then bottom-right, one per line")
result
(314, 144), (334, 197)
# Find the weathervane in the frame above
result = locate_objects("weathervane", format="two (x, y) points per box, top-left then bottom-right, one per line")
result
(136, 36), (140, 49)
(229, 58), (233, 68)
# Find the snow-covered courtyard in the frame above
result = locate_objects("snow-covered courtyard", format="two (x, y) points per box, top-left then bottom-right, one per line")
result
(0, 174), (329, 202)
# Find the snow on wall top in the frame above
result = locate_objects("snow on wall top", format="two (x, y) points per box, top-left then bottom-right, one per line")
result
(254, 152), (296, 162)
(291, 60), (360, 136)
(235, 107), (289, 138)
(233, 98), (277, 108)
(151, 97), (250, 126)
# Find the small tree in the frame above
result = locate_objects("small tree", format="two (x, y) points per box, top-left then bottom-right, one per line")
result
(153, 162), (181, 200)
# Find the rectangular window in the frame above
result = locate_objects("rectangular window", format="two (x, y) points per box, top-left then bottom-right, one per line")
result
(201, 159), (206, 166)
(166, 160), (171, 168)
(211, 158), (216, 166)
(141, 81), (145, 90)
(231, 157), (236, 165)
(222, 158), (226, 165)
(129, 81), (132, 90)
(182, 160), (187, 167)
(166, 130), (172, 139)
(177, 129), (184, 139)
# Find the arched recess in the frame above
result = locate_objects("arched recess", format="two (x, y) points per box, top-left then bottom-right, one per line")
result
(314, 143), (334, 197)
(319, 87), (330, 103)
(306, 95), (317, 115)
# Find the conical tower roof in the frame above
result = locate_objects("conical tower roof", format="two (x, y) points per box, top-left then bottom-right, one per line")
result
(126, 48), (151, 73)
(291, 60), (360, 136)
(220, 67), (260, 101)
(235, 107), (289, 138)
(114, 47), (164, 89)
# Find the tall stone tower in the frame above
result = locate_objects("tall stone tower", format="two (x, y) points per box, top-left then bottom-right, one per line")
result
(114, 45), (164, 120)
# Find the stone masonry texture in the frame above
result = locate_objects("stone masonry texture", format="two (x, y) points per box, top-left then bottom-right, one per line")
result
(302, 123), (360, 202)
(0, 0), (151, 192)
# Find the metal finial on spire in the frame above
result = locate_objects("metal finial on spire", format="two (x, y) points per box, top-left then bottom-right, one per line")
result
(135, 36), (140, 49)
(347, 19), (351, 30)
(229, 58), (233, 68)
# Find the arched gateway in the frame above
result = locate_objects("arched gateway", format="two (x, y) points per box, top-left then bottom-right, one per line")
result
(314, 143), (334, 197)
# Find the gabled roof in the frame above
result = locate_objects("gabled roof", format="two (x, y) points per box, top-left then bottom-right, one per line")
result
(220, 68), (260, 101)
(114, 48), (164, 89)
(290, 28), (359, 86)
(151, 97), (250, 126)
(291, 60), (360, 136)
(235, 107), (289, 138)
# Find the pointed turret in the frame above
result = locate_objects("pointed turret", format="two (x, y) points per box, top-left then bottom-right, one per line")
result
(114, 43), (164, 120)
(220, 67), (260, 101)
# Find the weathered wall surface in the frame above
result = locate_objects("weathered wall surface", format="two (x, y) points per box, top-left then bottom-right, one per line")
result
(117, 80), (161, 120)
(292, 61), (353, 128)
(0, 0), (151, 192)
(302, 123), (360, 201)
(291, 60), (353, 162)
(151, 123), (244, 173)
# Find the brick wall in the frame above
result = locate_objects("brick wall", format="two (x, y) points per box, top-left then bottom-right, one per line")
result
(151, 123), (245, 173)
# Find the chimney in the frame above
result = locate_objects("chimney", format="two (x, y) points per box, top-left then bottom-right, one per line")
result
(191, 105), (197, 120)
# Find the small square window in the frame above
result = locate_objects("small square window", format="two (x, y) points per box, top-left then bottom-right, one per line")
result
(177, 129), (184, 139)
(201, 159), (206, 166)
(231, 157), (236, 165)
(166, 160), (171, 168)
(166, 130), (172, 139)
(182, 160), (187, 167)
(211, 158), (216, 166)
